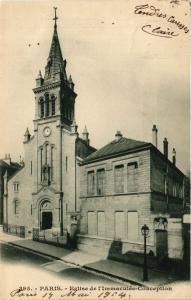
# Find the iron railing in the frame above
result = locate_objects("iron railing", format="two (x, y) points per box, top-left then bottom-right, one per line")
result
(3, 223), (25, 238)
(32, 228), (67, 247)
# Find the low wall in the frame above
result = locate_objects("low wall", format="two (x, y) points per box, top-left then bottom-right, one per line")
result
(168, 218), (183, 259)
(77, 234), (155, 259)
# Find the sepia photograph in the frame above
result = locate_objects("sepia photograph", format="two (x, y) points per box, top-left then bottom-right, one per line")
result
(0, 0), (190, 299)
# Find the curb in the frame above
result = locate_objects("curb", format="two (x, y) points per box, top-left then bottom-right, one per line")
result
(1, 239), (146, 287)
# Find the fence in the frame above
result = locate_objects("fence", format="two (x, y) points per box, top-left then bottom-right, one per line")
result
(32, 228), (68, 247)
(3, 223), (25, 238)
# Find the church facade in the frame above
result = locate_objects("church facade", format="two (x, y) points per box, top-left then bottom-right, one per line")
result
(3, 14), (95, 238)
(3, 12), (186, 262)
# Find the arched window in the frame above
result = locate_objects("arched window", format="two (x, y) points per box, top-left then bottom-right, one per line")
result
(51, 95), (56, 116)
(45, 143), (48, 164)
(40, 147), (43, 181)
(51, 145), (54, 180)
(45, 93), (49, 117)
(39, 98), (44, 118)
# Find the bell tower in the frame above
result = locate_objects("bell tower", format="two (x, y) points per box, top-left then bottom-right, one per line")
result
(33, 7), (77, 127)
(30, 8), (79, 235)
(32, 8), (78, 191)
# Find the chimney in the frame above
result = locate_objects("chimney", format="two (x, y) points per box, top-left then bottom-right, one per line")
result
(163, 138), (168, 159)
(4, 153), (11, 165)
(172, 148), (176, 165)
(115, 131), (123, 141)
(152, 124), (158, 148)
(82, 126), (89, 145)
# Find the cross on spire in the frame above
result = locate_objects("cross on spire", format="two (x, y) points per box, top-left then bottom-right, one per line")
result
(53, 7), (58, 29)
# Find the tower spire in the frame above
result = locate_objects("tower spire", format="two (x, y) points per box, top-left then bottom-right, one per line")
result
(53, 7), (58, 29)
(44, 7), (67, 82)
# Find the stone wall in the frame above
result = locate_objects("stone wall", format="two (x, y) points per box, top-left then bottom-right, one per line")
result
(150, 150), (184, 215)
(78, 149), (155, 255)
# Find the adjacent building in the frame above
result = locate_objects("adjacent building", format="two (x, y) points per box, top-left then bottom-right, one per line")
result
(78, 130), (185, 261)
(0, 154), (22, 225)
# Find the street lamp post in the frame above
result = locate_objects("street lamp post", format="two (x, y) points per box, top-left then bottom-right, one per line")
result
(141, 224), (149, 281)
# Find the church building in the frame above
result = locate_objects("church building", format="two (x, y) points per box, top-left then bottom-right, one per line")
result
(3, 10), (95, 238)
(3, 10), (186, 263)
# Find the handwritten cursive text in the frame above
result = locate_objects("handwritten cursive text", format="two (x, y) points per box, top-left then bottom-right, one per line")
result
(142, 24), (179, 38)
(134, 4), (189, 36)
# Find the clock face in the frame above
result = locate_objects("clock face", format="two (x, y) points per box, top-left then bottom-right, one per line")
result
(43, 127), (51, 137)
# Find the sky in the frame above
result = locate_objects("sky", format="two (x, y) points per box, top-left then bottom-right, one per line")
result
(0, 0), (190, 174)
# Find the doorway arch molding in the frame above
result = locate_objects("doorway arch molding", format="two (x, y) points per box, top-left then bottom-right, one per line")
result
(37, 197), (53, 229)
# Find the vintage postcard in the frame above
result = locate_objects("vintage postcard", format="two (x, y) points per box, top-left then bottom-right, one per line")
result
(0, 0), (190, 299)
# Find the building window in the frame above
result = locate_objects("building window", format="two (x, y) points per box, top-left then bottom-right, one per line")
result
(13, 183), (19, 192)
(40, 148), (43, 181)
(51, 146), (54, 180)
(31, 204), (32, 215)
(46, 101), (49, 117)
(39, 98), (44, 118)
(88, 211), (96, 235)
(173, 183), (177, 197)
(168, 177), (173, 195)
(127, 162), (138, 193)
(164, 175), (167, 195)
(114, 165), (124, 193)
(87, 171), (95, 196)
(97, 211), (105, 237)
(51, 95), (56, 115)
(128, 161), (138, 169)
(97, 169), (105, 195)
(127, 211), (138, 241)
(178, 185), (183, 199)
(14, 200), (19, 214)
(42, 165), (50, 182)
(115, 211), (125, 240)
(45, 144), (48, 164)
(45, 93), (49, 117)
(30, 161), (32, 175)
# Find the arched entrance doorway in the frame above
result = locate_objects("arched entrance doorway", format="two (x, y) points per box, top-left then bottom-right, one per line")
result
(39, 199), (53, 230)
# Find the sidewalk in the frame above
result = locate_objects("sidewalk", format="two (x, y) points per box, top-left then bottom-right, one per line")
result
(0, 230), (180, 287)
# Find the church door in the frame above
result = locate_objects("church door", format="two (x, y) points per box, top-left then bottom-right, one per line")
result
(41, 211), (52, 230)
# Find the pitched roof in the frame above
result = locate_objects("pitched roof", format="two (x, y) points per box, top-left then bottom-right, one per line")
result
(0, 159), (22, 178)
(84, 137), (150, 163)
(0, 159), (20, 169)
(76, 138), (96, 159)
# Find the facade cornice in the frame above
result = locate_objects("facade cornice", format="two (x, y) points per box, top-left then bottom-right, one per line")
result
(33, 81), (61, 93)
(33, 80), (77, 98)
